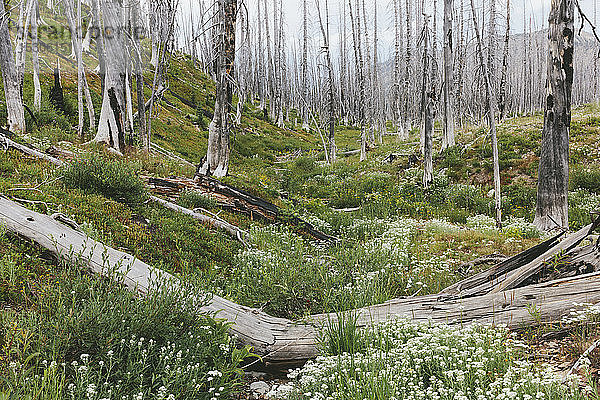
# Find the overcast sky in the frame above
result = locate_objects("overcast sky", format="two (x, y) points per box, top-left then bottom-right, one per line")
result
(180, 0), (597, 60)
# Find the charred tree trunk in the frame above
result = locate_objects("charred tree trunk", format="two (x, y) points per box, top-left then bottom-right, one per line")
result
(94, 0), (127, 151)
(199, 0), (238, 177)
(533, 0), (574, 231)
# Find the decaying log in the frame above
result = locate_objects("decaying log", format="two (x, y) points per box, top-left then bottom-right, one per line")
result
(440, 232), (564, 298)
(491, 220), (600, 293)
(149, 195), (248, 243)
(3, 196), (600, 365)
(145, 175), (338, 242)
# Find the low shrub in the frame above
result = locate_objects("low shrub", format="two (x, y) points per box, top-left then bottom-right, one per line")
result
(569, 189), (600, 230)
(502, 217), (542, 239)
(571, 165), (600, 194)
(445, 184), (492, 215)
(502, 183), (536, 220)
(61, 156), (147, 203)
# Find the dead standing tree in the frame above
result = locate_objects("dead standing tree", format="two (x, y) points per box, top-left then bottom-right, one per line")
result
(442, 0), (455, 149)
(471, 0), (502, 227)
(0, 6), (26, 134)
(93, 0), (128, 152)
(533, 0), (574, 231)
(315, 0), (336, 163)
(420, 15), (434, 189)
(198, 0), (238, 177)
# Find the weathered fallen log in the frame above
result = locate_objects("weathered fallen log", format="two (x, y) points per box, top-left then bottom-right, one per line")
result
(146, 175), (338, 242)
(491, 220), (600, 293)
(2, 137), (248, 243)
(440, 232), (564, 298)
(3, 196), (600, 365)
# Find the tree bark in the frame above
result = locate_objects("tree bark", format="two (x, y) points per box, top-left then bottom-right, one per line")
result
(442, 0), (456, 149)
(30, 0), (41, 111)
(534, 0), (574, 231)
(93, 0), (127, 151)
(199, 0), (237, 177)
(0, 8), (26, 134)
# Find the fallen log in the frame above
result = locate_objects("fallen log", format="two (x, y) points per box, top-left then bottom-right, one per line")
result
(1, 134), (64, 167)
(2, 136), (248, 243)
(491, 220), (600, 293)
(3, 196), (600, 365)
(440, 232), (564, 298)
(146, 175), (338, 242)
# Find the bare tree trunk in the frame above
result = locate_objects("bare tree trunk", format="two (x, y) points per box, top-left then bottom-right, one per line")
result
(302, 0), (309, 129)
(315, 0), (336, 163)
(199, 0), (237, 177)
(0, 9), (26, 134)
(132, 0), (147, 151)
(31, 0), (41, 112)
(393, 0), (405, 138)
(64, 0), (86, 139)
(499, 0), (510, 119)
(15, 0), (34, 88)
(94, 0), (127, 151)
(442, 0), (455, 149)
(404, 0), (413, 133)
(471, 0), (502, 227)
(348, 0), (366, 161)
(422, 16), (434, 188)
(533, 0), (574, 231)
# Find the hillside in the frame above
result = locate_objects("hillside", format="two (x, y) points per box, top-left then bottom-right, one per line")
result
(2, 8), (600, 400)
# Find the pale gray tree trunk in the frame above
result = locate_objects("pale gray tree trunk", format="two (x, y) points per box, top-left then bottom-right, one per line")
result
(199, 0), (237, 177)
(31, 0), (41, 111)
(15, 0), (34, 88)
(442, 0), (455, 149)
(315, 0), (336, 163)
(94, 0), (127, 151)
(534, 0), (574, 231)
(421, 16), (434, 188)
(131, 0), (147, 151)
(499, 0), (510, 119)
(471, 0), (502, 227)
(348, 0), (366, 161)
(0, 10), (26, 134)
(64, 0), (86, 138)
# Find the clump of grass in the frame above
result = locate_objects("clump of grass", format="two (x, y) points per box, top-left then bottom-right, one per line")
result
(61, 155), (147, 203)
(319, 311), (368, 356)
(178, 189), (218, 210)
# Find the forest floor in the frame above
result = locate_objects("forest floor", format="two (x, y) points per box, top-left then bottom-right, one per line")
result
(2, 43), (600, 397)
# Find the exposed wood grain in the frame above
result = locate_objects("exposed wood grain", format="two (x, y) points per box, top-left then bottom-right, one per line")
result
(439, 232), (564, 298)
(491, 221), (598, 293)
(3, 196), (600, 364)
